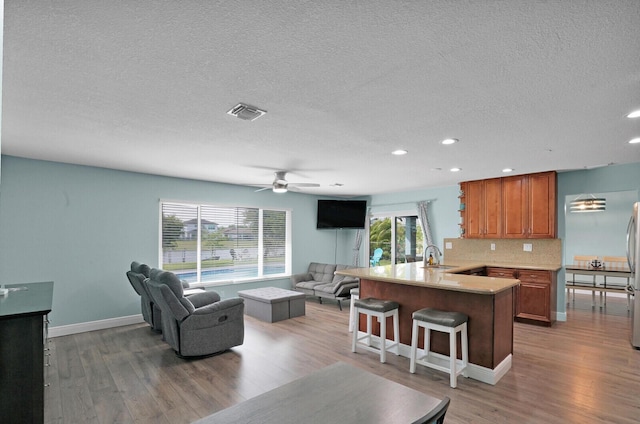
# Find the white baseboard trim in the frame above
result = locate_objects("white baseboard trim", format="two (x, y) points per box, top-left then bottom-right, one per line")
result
(49, 314), (145, 338)
(355, 332), (511, 385)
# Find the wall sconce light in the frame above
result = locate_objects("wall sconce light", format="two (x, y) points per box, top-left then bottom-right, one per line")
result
(569, 195), (606, 213)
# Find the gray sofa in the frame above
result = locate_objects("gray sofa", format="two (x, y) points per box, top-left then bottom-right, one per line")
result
(290, 263), (359, 310)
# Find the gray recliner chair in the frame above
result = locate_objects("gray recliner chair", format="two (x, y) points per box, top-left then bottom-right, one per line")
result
(126, 261), (163, 331)
(146, 270), (245, 358)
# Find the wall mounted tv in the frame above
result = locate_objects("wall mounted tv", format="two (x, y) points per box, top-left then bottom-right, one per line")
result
(317, 200), (367, 229)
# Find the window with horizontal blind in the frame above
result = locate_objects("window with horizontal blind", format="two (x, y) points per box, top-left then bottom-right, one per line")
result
(160, 201), (291, 284)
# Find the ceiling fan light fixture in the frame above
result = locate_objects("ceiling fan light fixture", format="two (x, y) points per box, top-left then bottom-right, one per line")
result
(273, 181), (288, 193)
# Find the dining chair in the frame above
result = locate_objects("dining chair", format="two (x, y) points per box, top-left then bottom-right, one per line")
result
(414, 396), (451, 424)
(567, 255), (598, 304)
(602, 256), (632, 309)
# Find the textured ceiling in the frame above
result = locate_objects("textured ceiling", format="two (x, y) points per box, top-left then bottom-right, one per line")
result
(2, 0), (639, 196)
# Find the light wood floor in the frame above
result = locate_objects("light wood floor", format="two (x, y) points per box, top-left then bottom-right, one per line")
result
(44, 293), (640, 424)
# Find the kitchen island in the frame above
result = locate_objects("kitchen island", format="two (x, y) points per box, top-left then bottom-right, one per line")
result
(336, 263), (519, 385)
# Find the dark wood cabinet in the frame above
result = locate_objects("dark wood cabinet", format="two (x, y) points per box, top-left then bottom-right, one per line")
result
(0, 282), (53, 424)
(486, 267), (517, 279)
(464, 178), (501, 238)
(460, 171), (556, 239)
(485, 267), (556, 326)
(502, 172), (556, 239)
(515, 269), (555, 326)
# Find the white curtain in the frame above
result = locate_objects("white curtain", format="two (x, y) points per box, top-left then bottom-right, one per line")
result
(352, 229), (363, 266)
(417, 201), (439, 262)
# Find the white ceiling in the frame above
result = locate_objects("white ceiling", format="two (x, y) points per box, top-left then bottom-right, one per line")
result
(2, 1), (639, 197)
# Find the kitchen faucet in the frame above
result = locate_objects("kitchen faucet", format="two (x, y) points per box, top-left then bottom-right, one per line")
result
(425, 244), (442, 266)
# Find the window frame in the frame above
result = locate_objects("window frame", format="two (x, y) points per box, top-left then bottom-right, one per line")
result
(158, 200), (292, 286)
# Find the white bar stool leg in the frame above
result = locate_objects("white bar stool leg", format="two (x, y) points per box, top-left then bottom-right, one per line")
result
(449, 327), (457, 388)
(410, 319), (419, 373)
(379, 311), (387, 363)
(461, 323), (469, 378)
(351, 307), (359, 353)
(392, 309), (400, 355)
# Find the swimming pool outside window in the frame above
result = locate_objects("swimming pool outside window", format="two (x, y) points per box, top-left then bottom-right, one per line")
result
(160, 201), (291, 284)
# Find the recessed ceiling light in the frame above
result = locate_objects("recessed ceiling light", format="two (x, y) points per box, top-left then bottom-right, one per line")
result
(329, 183), (344, 187)
(392, 149), (408, 155)
(450, 167), (462, 172)
(629, 138), (640, 144)
(502, 168), (514, 173)
(441, 138), (458, 145)
(626, 110), (640, 118)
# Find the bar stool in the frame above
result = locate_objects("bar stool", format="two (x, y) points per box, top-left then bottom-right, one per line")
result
(351, 298), (400, 363)
(348, 287), (359, 332)
(409, 307), (468, 388)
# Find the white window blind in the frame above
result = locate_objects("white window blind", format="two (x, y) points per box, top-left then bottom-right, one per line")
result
(160, 202), (290, 284)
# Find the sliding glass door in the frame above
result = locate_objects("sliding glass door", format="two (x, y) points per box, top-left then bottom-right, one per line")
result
(369, 213), (424, 266)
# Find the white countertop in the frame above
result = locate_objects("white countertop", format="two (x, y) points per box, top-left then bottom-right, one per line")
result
(336, 262), (520, 295)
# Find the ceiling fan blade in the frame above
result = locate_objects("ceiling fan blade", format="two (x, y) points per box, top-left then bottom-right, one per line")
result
(289, 183), (320, 188)
(254, 187), (271, 192)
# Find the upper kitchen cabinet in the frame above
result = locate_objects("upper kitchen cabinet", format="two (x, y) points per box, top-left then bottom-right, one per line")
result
(502, 171), (557, 239)
(460, 171), (557, 239)
(463, 178), (502, 238)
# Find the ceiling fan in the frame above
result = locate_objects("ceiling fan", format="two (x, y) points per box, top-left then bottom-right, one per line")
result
(254, 171), (320, 193)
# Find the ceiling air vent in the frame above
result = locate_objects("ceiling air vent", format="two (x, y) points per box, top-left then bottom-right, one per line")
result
(226, 103), (267, 121)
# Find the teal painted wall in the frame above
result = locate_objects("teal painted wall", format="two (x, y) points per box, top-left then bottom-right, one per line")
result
(564, 189), (637, 260)
(1, 155), (638, 328)
(368, 184), (462, 251)
(557, 162), (640, 314)
(0, 156), (361, 326)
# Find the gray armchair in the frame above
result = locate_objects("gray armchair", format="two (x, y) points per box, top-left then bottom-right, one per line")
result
(146, 270), (245, 357)
(126, 261), (162, 331)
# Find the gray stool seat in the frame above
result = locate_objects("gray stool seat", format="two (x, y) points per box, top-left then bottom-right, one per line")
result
(410, 307), (469, 388)
(350, 287), (359, 295)
(352, 297), (400, 363)
(354, 298), (399, 313)
(413, 307), (468, 327)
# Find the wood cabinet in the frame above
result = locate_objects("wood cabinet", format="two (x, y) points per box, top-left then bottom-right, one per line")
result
(463, 178), (501, 238)
(486, 267), (517, 279)
(502, 172), (556, 238)
(460, 171), (556, 239)
(485, 267), (556, 326)
(516, 269), (556, 326)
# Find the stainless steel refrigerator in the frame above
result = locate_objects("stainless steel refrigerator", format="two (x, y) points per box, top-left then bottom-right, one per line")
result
(628, 202), (640, 348)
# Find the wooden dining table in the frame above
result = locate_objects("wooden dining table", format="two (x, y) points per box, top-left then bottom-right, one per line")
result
(192, 362), (443, 424)
(565, 264), (633, 307)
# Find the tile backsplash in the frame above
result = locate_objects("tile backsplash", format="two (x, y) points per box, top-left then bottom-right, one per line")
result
(443, 238), (562, 266)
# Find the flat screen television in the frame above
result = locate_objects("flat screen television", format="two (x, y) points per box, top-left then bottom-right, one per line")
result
(317, 200), (367, 229)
